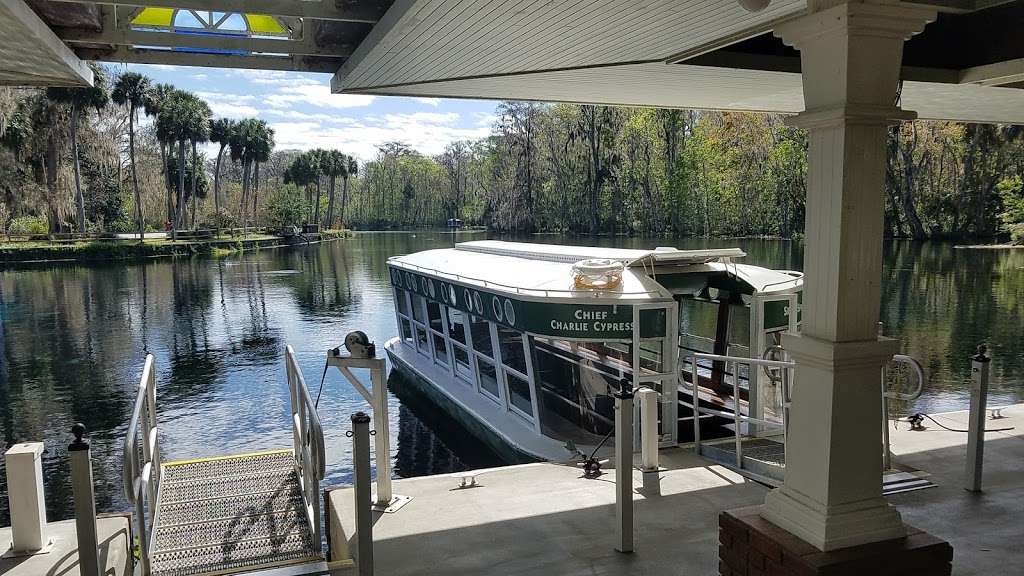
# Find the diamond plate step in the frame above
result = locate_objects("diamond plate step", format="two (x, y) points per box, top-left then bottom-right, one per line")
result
(151, 450), (319, 576)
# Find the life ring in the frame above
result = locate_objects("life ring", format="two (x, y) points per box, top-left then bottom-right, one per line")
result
(572, 259), (624, 290)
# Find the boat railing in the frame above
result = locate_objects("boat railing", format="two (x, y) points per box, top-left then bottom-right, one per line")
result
(123, 354), (161, 576)
(389, 259), (667, 298)
(688, 351), (795, 475)
(286, 345), (326, 553)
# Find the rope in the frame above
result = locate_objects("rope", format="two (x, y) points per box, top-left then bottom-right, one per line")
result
(314, 359), (329, 409)
(898, 412), (1014, 434)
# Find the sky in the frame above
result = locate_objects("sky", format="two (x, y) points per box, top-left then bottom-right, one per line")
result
(125, 64), (500, 162)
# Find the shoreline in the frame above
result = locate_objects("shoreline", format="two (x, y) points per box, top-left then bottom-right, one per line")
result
(0, 230), (352, 266)
(952, 243), (1024, 250)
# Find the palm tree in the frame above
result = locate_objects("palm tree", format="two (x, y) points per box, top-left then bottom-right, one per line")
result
(230, 118), (275, 232)
(249, 123), (274, 227)
(111, 71), (152, 242)
(209, 118), (235, 215)
(46, 63), (109, 233)
(284, 151), (319, 226)
(186, 102), (211, 229)
(324, 150), (343, 229)
(309, 148), (329, 225)
(339, 154), (358, 230)
(144, 83), (176, 227)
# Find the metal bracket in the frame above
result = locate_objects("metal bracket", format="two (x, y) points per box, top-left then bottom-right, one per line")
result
(371, 494), (412, 513)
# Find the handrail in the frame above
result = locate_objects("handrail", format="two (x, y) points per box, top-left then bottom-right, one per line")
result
(286, 346), (325, 553)
(123, 354), (160, 576)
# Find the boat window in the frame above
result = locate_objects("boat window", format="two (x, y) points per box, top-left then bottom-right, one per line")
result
(446, 307), (467, 345)
(497, 326), (527, 375)
(412, 294), (426, 324)
(452, 344), (472, 382)
(401, 319), (413, 343)
(639, 340), (664, 373)
(469, 315), (493, 357)
(506, 372), (533, 416)
(427, 301), (444, 333)
(415, 326), (429, 356)
(432, 333), (448, 366)
(532, 338), (618, 439)
(477, 358), (500, 398)
(395, 288), (409, 316)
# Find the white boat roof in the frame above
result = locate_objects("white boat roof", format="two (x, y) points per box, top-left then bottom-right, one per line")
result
(388, 240), (801, 301)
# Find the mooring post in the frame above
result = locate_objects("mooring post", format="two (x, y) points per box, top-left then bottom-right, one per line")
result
(68, 424), (100, 576)
(637, 387), (660, 496)
(965, 345), (991, 492)
(351, 411), (374, 576)
(369, 359), (393, 507)
(3, 441), (50, 557)
(614, 378), (634, 553)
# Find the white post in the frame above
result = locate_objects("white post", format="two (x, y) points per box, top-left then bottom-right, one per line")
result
(965, 345), (991, 492)
(763, 1), (937, 552)
(638, 387), (660, 496)
(3, 441), (51, 556)
(68, 424), (100, 576)
(615, 379), (634, 553)
(370, 359), (393, 506)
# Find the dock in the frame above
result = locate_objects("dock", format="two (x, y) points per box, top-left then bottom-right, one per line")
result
(325, 403), (1024, 576)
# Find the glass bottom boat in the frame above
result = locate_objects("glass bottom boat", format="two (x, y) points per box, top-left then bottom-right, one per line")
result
(385, 240), (803, 462)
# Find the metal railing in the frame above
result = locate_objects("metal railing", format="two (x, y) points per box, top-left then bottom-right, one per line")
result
(123, 354), (161, 576)
(688, 351), (795, 472)
(286, 345), (326, 553)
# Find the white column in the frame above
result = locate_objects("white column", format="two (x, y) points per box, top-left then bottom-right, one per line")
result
(762, 1), (936, 552)
(4, 442), (50, 554)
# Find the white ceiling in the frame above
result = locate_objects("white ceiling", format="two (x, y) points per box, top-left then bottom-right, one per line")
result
(335, 0), (807, 92)
(0, 0), (92, 86)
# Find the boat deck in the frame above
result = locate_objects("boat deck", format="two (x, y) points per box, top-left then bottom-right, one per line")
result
(150, 450), (322, 576)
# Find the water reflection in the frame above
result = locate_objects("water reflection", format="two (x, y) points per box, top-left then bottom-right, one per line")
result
(0, 233), (1021, 526)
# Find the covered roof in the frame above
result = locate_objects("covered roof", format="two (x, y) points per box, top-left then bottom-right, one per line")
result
(331, 0), (1024, 125)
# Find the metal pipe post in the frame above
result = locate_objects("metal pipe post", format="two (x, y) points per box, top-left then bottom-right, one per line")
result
(965, 345), (991, 492)
(614, 379), (634, 553)
(637, 387), (660, 495)
(69, 424), (100, 576)
(351, 412), (374, 576)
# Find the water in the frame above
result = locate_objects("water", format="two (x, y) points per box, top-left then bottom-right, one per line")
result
(0, 233), (1021, 525)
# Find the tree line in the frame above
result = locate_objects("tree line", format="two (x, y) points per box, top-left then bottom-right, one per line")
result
(2, 68), (1022, 243)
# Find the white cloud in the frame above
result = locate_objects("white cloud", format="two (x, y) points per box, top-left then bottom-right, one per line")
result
(208, 102), (259, 118)
(412, 97), (442, 106)
(192, 73), (209, 81)
(263, 109), (355, 123)
(265, 83), (376, 110)
(269, 111), (490, 162)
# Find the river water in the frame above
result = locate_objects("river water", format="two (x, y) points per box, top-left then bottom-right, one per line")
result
(1, 233), (1021, 525)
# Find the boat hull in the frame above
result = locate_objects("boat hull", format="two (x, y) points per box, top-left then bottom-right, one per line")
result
(386, 343), (542, 465)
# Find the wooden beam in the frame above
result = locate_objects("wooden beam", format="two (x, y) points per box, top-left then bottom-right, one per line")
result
(45, 0), (384, 23)
(1, 0), (93, 86)
(74, 46), (342, 73)
(959, 58), (1024, 86)
(59, 28), (353, 57)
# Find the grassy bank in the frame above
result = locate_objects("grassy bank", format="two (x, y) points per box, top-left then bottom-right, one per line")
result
(0, 230), (354, 265)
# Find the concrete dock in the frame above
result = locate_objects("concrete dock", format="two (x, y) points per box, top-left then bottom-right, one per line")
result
(0, 514), (132, 576)
(327, 404), (1024, 576)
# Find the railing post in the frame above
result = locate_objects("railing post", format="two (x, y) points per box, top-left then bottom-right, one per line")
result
(351, 411), (374, 576)
(691, 352), (702, 454)
(614, 378), (634, 553)
(3, 441), (51, 556)
(965, 345), (991, 492)
(637, 387), (660, 496)
(69, 424), (100, 576)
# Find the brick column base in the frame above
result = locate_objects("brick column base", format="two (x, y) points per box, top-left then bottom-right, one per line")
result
(719, 506), (952, 576)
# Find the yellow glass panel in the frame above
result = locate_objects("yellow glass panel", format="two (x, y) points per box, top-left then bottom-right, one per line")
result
(131, 7), (175, 28)
(244, 14), (287, 35)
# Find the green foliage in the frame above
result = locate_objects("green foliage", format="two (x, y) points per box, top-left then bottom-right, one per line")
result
(265, 185), (307, 229)
(166, 152), (209, 199)
(8, 215), (48, 235)
(997, 176), (1024, 244)
(205, 209), (238, 230)
(105, 219), (136, 234)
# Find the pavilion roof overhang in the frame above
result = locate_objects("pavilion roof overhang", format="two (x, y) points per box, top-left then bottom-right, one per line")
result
(331, 0), (1024, 125)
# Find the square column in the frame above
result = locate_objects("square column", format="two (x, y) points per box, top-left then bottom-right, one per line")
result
(759, 1), (936, 552)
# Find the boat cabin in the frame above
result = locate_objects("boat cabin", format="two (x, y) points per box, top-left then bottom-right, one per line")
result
(386, 240), (802, 462)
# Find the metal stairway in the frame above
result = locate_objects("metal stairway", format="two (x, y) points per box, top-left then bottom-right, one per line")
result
(124, 348), (326, 576)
